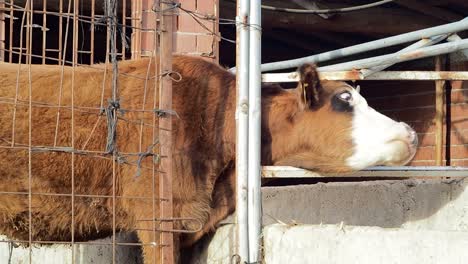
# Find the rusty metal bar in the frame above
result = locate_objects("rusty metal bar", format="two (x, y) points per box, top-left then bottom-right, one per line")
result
(361, 34), (448, 77)
(159, 0), (174, 262)
(435, 56), (445, 166)
(320, 38), (468, 73)
(262, 71), (468, 83)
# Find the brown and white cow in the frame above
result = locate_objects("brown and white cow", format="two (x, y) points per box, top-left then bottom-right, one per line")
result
(0, 55), (417, 263)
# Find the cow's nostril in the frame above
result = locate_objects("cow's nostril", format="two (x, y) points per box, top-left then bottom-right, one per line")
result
(401, 122), (418, 147)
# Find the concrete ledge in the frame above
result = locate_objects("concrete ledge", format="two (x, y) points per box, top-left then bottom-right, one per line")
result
(189, 178), (468, 263)
(223, 178), (468, 231)
(0, 233), (142, 264)
(264, 224), (468, 264)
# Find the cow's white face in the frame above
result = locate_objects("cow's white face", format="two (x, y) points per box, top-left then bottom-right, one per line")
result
(268, 64), (418, 173)
(345, 88), (418, 170)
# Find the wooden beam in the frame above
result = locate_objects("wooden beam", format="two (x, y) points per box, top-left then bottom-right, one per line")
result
(434, 56), (445, 166)
(220, 1), (444, 37)
(394, 0), (464, 22)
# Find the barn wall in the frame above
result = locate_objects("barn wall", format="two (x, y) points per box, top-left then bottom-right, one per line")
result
(362, 58), (468, 167)
(0, 0), (220, 64)
(186, 178), (468, 263)
(175, 0), (219, 61)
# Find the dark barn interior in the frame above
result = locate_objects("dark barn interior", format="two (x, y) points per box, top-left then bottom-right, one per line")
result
(217, 0), (468, 167)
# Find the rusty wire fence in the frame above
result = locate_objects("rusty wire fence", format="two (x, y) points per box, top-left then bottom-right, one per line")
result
(0, 0), (187, 263)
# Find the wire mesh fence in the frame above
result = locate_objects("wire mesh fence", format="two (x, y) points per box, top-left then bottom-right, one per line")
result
(0, 0), (186, 263)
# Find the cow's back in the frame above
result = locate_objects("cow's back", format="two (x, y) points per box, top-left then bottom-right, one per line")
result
(0, 56), (237, 243)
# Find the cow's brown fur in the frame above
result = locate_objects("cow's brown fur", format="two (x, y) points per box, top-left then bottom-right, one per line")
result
(0, 56), (355, 262)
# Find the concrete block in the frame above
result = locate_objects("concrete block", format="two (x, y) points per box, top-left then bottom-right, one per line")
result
(263, 224), (468, 264)
(0, 233), (142, 264)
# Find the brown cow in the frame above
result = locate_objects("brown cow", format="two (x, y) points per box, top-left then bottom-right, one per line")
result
(0, 55), (417, 263)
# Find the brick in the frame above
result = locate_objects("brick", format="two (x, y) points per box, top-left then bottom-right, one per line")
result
(180, 0), (196, 11)
(141, 0), (154, 11)
(178, 13), (197, 33)
(197, 35), (214, 54)
(362, 81), (433, 99)
(368, 93), (435, 112)
(411, 144), (468, 161)
(197, 0), (215, 15)
(419, 130), (468, 147)
(408, 160), (436, 166)
(174, 33), (196, 53)
(194, 18), (215, 34)
(140, 31), (155, 54)
(451, 159), (468, 166)
(141, 12), (157, 30)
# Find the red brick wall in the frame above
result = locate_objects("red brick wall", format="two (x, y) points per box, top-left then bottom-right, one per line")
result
(175, 0), (219, 61)
(362, 61), (468, 167)
(132, 0), (219, 62)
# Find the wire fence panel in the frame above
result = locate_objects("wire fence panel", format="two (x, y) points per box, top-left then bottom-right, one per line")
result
(0, 0), (179, 263)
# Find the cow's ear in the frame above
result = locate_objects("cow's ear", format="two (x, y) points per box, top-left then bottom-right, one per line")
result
(297, 63), (322, 110)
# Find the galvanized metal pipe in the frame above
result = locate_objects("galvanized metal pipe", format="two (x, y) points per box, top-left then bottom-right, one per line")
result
(319, 38), (468, 72)
(361, 34), (448, 77)
(259, 17), (468, 72)
(248, 0), (262, 262)
(262, 71), (468, 82)
(447, 34), (468, 59)
(235, 0), (250, 261)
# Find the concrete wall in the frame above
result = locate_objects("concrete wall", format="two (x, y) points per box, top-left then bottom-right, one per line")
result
(187, 177), (468, 263)
(0, 233), (142, 264)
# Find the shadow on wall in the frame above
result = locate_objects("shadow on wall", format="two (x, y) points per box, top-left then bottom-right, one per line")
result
(183, 177), (468, 263)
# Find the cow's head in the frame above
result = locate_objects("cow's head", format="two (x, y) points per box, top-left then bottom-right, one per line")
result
(269, 64), (418, 173)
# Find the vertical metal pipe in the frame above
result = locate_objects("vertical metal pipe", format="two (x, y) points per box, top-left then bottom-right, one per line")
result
(248, 0), (262, 262)
(435, 56), (444, 166)
(159, 1), (174, 263)
(236, 0), (250, 262)
(58, 0), (63, 64)
(121, 0), (126, 60)
(0, 1), (5, 62)
(25, 2), (32, 263)
(71, 0), (79, 263)
(90, 0), (95, 64)
(42, 0), (47, 64)
(8, 0), (14, 63)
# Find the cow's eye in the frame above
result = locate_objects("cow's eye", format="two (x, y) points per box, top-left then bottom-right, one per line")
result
(338, 91), (352, 102)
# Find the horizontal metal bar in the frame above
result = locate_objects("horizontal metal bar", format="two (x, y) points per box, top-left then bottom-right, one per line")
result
(258, 17), (468, 72)
(361, 34), (448, 77)
(262, 166), (468, 178)
(262, 71), (468, 82)
(320, 38), (468, 72)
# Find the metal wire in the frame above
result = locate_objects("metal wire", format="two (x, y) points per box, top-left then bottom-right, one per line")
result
(258, 0), (394, 14)
(0, 1), (185, 263)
